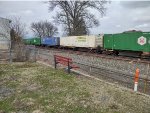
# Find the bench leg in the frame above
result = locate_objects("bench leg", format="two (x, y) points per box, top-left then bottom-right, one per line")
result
(68, 60), (70, 73)
(54, 56), (57, 69)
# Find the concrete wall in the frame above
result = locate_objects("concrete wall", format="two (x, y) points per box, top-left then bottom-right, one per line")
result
(0, 17), (11, 50)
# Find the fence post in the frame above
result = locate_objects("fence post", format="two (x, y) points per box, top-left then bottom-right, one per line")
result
(54, 55), (57, 69)
(89, 66), (92, 75)
(34, 45), (36, 62)
(67, 59), (70, 73)
(9, 47), (12, 63)
(144, 64), (149, 93)
(134, 68), (140, 92)
(9, 40), (12, 63)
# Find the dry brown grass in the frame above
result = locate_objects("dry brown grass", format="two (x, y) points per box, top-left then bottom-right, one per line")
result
(0, 62), (150, 113)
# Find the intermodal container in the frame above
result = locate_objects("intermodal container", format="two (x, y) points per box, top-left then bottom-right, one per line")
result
(41, 37), (60, 46)
(60, 35), (103, 48)
(103, 32), (150, 52)
(23, 39), (31, 45)
(30, 37), (41, 45)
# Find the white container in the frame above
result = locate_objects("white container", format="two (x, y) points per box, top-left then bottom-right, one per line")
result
(60, 35), (103, 48)
(0, 17), (11, 50)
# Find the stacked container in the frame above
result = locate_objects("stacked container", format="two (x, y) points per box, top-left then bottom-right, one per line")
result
(103, 32), (150, 54)
(60, 35), (103, 48)
(41, 37), (60, 46)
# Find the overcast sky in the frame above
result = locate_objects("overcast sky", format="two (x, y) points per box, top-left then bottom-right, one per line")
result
(0, 1), (150, 38)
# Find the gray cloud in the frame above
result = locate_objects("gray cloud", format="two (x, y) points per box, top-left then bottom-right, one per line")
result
(0, 1), (58, 37)
(0, 1), (150, 37)
(91, 1), (150, 34)
(133, 16), (150, 24)
(120, 1), (150, 9)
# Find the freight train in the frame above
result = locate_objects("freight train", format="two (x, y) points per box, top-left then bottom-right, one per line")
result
(24, 31), (150, 57)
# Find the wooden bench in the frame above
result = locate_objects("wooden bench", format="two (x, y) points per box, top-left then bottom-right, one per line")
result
(54, 55), (79, 73)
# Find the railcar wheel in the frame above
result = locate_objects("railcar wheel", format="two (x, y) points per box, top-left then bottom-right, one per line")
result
(73, 47), (78, 51)
(96, 46), (102, 54)
(113, 51), (119, 56)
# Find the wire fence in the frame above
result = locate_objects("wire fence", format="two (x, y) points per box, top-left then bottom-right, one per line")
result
(32, 47), (150, 95)
(0, 49), (10, 63)
(0, 42), (36, 63)
(73, 61), (150, 94)
(8, 45), (150, 95)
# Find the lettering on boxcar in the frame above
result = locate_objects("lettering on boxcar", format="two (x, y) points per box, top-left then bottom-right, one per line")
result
(77, 36), (86, 42)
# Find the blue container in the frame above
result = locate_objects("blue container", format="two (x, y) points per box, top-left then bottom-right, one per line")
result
(41, 37), (60, 46)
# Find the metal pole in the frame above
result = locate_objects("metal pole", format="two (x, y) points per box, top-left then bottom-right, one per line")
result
(34, 45), (36, 62)
(144, 64), (149, 93)
(9, 40), (12, 63)
(89, 66), (92, 75)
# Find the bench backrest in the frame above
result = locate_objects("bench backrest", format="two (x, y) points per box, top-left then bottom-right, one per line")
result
(54, 55), (72, 66)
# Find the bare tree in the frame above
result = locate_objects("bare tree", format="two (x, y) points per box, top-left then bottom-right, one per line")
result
(48, 1), (108, 36)
(0, 16), (27, 62)
(31, 20), (58, 38)
(0, 16), (27, 44)
(9, 16), (27, 61)
(10, 16), (26, 43)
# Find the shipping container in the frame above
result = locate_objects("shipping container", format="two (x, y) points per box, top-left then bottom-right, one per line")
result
(103, 32), (150, 53)
(41, 37), (60, 46)
(23, 39), (31, 45)
(0, 17), (11, 50)
(30, 37), (41, 45)
(60, 35), (103, 48)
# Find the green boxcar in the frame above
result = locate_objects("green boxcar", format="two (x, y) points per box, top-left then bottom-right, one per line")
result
(23, 39), (31, 45)
(30, 37), (41, 45)
(104, 32), (150, 52)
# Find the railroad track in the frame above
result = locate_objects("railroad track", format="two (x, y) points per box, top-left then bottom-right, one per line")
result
(35, 46), (150, 64)
(78, 64), (150, 94)
(33, 46), (150, 95)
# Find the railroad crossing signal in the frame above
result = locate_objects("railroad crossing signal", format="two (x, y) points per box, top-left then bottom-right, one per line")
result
(137, 36), (146, 45)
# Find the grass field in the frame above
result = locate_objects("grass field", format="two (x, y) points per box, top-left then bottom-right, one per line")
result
(0, 62), (150, 113)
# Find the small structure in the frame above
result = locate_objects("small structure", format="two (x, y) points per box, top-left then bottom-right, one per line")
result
(0, 17), (11, 50)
